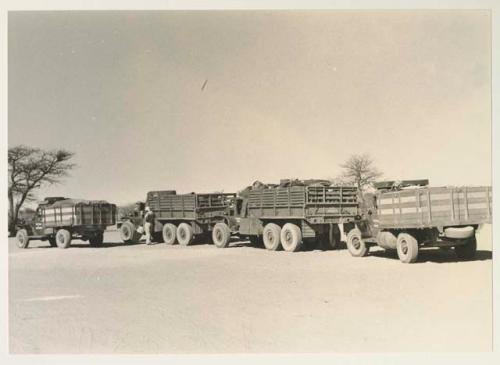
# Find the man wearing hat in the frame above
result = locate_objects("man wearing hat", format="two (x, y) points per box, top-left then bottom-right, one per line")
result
(143, 206), (155, 245)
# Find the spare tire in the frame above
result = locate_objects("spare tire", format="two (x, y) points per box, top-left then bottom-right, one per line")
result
(444, 226), (474, 239)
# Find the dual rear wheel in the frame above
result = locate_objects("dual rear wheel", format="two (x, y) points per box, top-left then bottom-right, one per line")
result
(160, 222), (195, 246)
(262, 223), (303, 252)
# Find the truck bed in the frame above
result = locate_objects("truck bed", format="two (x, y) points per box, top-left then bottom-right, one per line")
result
(146, 191), (235, 221)
(247, 185), (359, 221)
(376, 186), (492, 229)
(40, 201), (116, 227)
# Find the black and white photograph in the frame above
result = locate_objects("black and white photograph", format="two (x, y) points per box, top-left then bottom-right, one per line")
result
(1, 0), (499, 364)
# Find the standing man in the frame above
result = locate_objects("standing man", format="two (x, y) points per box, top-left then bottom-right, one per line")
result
(143, 206), (155, 245)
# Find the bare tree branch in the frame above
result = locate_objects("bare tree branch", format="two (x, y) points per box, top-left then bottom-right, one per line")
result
(338, 153), (383, 201)
(8, 145), (76, 236)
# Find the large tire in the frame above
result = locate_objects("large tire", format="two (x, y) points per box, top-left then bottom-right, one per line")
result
(212, 223), (231, 248)
(162, 223), (177, 245)
(177, 223), (194, 246)
(346, 228), (369, 257)
(89, 232), (104, 247)
(16, 229), (29, 249)
(120, 222), (141, 244)
(263, 223), (282, 251)
(455, 235), (477, 261)
(48, 237), (57, 247)
(396, 232), (418, 263)
(55, 229), (72, 249)
(280, 223), (303, 252)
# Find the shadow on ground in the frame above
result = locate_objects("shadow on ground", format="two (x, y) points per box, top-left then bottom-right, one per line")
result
(24, 241), (144, 249)
(368, 248), (492, 264)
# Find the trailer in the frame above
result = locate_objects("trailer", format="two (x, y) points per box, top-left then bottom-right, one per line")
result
(119, 190), (239, 246)
(15, 197), (117, 249)
(210, 180), (360, 252)
(346, 182), (492, 263)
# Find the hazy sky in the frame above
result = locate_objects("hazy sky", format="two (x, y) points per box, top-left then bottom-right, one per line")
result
(8, 10), (491, 205)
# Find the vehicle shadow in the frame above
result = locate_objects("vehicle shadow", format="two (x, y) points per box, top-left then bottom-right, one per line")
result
(26, 241), (144, 249)
(368, 248), (492, 264)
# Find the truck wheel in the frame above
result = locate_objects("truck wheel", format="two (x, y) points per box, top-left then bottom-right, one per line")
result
(55, 229), (72, 249)
(89, 232), (104, 247)
(177, 223), (194, 246)
(396, 233), (418, 263)
(263, 223), (282, 251)
(346, 228), (368, 257)
(48, 237), (57, 247)
(280, 223), (303, 252)
(455, 235), (477, 261)
(120, 222), (140, 244)
(212, 223), (231, 248)
(16, 229), (29, 249)
(162, 223), (177, 245)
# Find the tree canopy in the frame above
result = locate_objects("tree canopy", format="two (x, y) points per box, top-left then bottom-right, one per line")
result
(8, 145), (76, 235)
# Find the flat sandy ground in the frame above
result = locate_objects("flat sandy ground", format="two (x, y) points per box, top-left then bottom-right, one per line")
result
(9, 225), (492, 353)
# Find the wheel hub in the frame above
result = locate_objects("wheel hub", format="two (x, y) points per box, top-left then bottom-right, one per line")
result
(401, 240), (408, 255)
(352, 237), (360, 250)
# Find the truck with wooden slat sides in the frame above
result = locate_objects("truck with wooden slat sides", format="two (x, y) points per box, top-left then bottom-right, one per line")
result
(210, 179), (361, 252)
(345, 180), (492, 263)
(118, 190), (239, 246)
(15, 197), (117, 249)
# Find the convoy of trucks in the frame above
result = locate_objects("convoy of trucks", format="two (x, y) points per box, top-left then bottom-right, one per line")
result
(14, 179), (492, 264)
(110, 178), (492, 262)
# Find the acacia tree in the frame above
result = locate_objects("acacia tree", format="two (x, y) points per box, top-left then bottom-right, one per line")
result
(338, 154), (382, 201)
(8, 145), (76, 236)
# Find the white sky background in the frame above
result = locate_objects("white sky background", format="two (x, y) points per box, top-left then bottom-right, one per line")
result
(8, 10), (491, 205)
